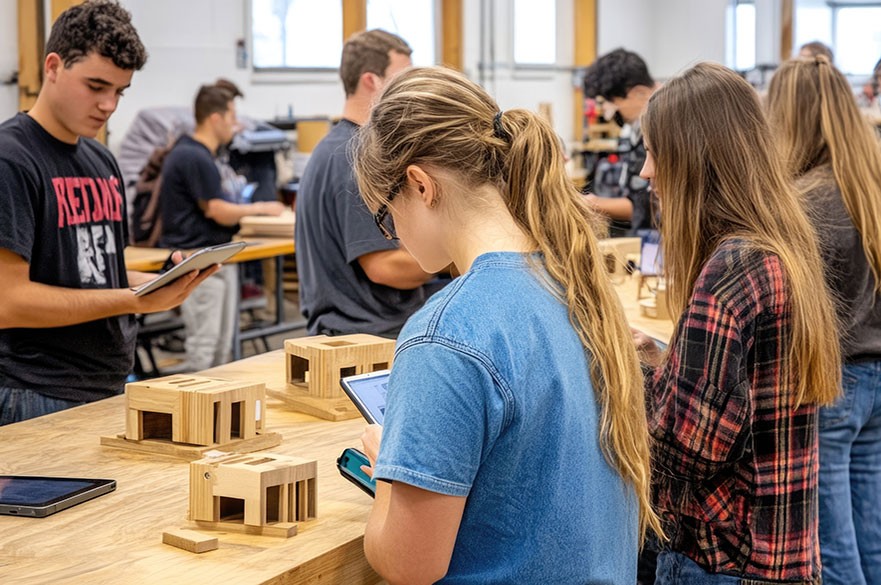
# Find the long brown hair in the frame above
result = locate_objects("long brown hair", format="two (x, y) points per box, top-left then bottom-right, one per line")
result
(767, 55), (881, 293)
(354, 66), (662, 539)
(642, 62), (840, 406)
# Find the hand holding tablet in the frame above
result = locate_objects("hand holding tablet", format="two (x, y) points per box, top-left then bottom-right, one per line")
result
(133, 241), (246, 297)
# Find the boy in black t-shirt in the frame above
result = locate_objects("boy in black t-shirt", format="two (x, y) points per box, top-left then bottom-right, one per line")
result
(159, 85), (283, 372)
(0, 1), (218, 425)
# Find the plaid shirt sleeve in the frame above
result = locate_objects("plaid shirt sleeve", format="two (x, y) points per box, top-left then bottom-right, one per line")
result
(648, 267), (753, 481)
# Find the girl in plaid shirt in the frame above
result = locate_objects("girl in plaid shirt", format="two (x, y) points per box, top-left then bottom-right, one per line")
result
(634, 62), (841, 584)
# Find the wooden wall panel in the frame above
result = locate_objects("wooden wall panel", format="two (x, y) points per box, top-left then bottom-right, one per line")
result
(441, 0), (462, 70)
(780, 0), (793, 63)
(573, 0), (597, 141)
(17, 0), (44, 111)
(343, 0), (367, 40)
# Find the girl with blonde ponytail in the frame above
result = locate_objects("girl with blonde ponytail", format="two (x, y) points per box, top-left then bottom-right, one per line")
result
(768, 56), (881, 585)
(354, 66), (659, 584)
(634, 62), (840, 584)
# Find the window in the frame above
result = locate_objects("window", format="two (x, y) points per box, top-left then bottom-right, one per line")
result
(794, 1), (881, 75)
(367, 0), (436, 66)
(726, 0), (756, 71)
(835, 6), (881, 75)
(251, 0), (343, 69)
(513, 0), (556, 66)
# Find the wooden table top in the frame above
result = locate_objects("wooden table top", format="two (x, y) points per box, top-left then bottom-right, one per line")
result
(124, 237), (294, 273)
(0, 351), (380, 585)
(0, 273), (673, 585)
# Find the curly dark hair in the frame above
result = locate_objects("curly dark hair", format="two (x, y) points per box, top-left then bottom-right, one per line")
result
(45, 0), (147, 71)
(583, 48), (653, 100)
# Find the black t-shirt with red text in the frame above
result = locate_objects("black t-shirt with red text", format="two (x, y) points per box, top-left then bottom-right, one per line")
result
(0, 113), (136, 402)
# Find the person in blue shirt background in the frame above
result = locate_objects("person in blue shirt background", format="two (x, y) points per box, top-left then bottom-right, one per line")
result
(352, 66), (662, 585)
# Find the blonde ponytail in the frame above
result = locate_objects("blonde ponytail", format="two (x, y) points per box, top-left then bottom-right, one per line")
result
(355, 67), (662, 540)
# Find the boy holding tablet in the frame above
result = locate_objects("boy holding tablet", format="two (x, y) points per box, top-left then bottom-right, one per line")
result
(0, 1), (216, 425)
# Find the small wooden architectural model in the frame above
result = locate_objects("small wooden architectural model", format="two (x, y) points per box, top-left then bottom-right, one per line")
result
(100, 375), (282, 459)
(639, 281), (671, 321)
(267, 334), (395, 421)
(188, 452), (317, 538)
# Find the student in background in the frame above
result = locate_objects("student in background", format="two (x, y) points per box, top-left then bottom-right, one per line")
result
(354, 66), (659, 584)
(767, 55), (881, 585)
(295, 30), (437, 337)
(0, 0), (216, 425)
(582, 48), (657, 235)
(799, 41), (834, 62)
(159, 85), (284, 372)
(633, 62), (840, 584)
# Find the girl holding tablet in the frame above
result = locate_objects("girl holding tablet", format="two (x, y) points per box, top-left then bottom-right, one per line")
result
(767, 55), (881, 585)
(634, 62), (841, 584)
(354, 67), (660, 584)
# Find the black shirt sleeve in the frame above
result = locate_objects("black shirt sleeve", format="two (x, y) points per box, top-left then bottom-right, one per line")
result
(0, 157), (37, 263)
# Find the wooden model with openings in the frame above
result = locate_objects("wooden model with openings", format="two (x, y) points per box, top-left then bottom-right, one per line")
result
(100, 375), (282, 459)
(267, 334), (395, 421)
(188, 451), (318, 538)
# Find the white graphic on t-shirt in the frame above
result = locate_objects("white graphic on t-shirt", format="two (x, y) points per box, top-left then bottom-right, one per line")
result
(76, 225), (116, 286)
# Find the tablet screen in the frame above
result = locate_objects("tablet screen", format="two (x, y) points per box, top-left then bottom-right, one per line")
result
(0, 476), (114, 508)
(340, 371), (389, 424)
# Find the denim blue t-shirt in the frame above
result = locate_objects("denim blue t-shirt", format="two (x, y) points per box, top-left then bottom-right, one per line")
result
(373, 252), (638, 584)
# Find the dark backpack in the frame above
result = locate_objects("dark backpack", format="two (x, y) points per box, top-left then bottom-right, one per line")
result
(131, 144), (172, 247)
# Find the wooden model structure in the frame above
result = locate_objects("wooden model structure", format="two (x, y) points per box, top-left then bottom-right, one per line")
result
(597, 237), (641, 281)
(101, 375), (281, 459)
(639, 281), (671, 321)
(188, 452), (317, 538)
(267, 334), (395, 421)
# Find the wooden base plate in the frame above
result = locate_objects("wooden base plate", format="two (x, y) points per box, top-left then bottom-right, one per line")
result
(192, 520), (298, 538)
(99, 432), (283, 460)
(266, 387), (361, 422)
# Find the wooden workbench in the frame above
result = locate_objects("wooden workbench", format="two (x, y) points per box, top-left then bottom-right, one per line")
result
(0, 273), (673, 584)
(124, 237), (294, 273)
(0, 351), (380, 585)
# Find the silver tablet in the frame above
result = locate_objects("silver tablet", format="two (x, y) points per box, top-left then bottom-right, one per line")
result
(340, 370), (389, 425)
(133, 241), (246, 296)
(0, 476), (116, 518)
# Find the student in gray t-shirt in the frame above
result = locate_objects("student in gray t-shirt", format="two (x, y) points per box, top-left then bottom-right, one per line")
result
(295, 30), (438, 336)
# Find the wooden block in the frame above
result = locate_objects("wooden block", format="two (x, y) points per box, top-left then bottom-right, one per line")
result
(99, 431), (283, 461)
(192, 520), (298, 538)
(122, 375), (266, 448)
(266, 387), (361, 421)
(188, 452), (318, 533)
(162, 529), (218, 553)
(284, 334), (395, 402)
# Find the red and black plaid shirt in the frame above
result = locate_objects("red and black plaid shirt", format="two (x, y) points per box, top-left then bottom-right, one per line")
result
(647, 240), (820, 583)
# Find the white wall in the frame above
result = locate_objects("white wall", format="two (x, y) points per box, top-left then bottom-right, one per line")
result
(597, 0), (654, 65)
(597, 0), (728, 80)
(462, 0), (576, 142)
(0, 0), (18, 118)
(0, 0), (746, 152)
(108, 0), (343, 153)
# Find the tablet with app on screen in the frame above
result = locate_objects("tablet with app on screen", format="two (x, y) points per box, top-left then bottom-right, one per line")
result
(340, 370), (389, 425)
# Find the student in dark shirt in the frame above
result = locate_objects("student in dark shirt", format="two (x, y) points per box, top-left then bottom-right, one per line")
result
(295, 30), (437, 337)
(159, 85), (284, 372)
(633, 62), (841, 584)
(0, 1), (217, 426)
(582, 48), (658, 236)
(768, 55), (881, 585)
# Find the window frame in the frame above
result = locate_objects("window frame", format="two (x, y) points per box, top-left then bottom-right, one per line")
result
(247, 0), (449, 79)
(511, 0), (559, 70)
